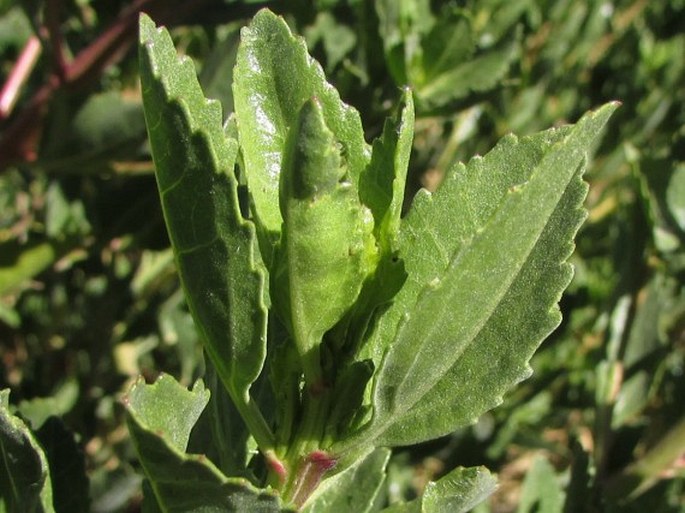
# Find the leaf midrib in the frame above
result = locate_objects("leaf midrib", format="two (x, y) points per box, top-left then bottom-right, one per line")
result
(351, 131), (590, 450)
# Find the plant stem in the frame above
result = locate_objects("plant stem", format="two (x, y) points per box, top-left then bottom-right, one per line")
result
(279, 383), (336, 507)
(234, 392), (276, 452)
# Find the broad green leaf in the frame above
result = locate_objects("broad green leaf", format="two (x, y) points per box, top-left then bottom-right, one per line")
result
(139, 14), (272, 446)
(272, 98), (376, 382)
(0, 390), (55, 513)
(125, 375), (291, 513)
(347, 103), (618, 448)
(382, 466), (496, 513)
(302, 448), (391, 513)
(517, 456), (564, 513)
(233, 8), (370, 247)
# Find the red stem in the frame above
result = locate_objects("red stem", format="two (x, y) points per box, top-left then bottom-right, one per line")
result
(0, 36), (42, 120)
(44, 0), (68, 80)
(289, 451), (337, 508)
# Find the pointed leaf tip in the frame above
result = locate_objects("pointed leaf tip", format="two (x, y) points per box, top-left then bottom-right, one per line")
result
(341, 103), (617, 449)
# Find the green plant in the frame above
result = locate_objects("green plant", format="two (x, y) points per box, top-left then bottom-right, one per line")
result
(125, 9), (616, 511)
(1, 4), (631, 511)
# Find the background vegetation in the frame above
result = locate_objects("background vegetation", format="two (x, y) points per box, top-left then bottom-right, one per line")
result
(1, 0), (683, 511)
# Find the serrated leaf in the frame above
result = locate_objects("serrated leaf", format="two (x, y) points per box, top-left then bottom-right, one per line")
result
(381, 466), (496, 513)
(139, 14), (272, 447)
(0, 390), (55, 513)
(302, 448), (390, 513)
(233, 9), (370, 248)
(126, 375), (209, 452)
(125, 375), (291, 513)
(272, 98), (376, 381)
(346, 103), (617, 449)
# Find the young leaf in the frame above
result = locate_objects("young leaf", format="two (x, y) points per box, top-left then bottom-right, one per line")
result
(360, 88), (415, 252)
(233, 9), (370, 248)
(272, 98), (376, 382)
(346, 103), (618, 449)
(381, 466), (496, 513)
(340, 89), (414, 370)
(0, 389), (55, 513)
(125, 376), (290, 513)
(138, 14), (273, 448)
(302, 448), (391, 513)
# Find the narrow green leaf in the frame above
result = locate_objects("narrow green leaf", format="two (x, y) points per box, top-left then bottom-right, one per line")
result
(0, 390), (55, 513)
(361, 88), (415, 251)
(139, 14), (272, 447)
(343, 89), (415, 375)
(125, 376), (291, 513)
(273, 98), (376, 382)
(416, 36), (519, 113)
(667, 164), (685, 232)
(302, 448), (391, 513)
(233, 9), (371, 246)
(346, 103), (618, 449)
(382, 466), (496, 513)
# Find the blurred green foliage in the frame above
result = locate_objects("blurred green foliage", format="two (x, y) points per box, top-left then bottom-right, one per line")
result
(1, 0), (683, 511)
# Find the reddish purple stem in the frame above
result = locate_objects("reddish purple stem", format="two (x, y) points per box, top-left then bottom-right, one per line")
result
(290, 451), (338, 508)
